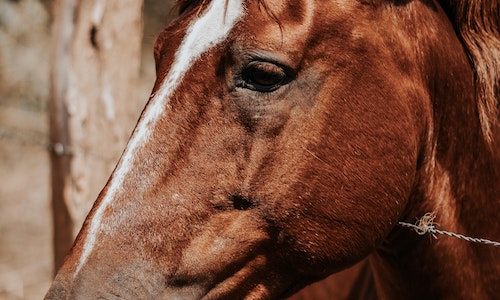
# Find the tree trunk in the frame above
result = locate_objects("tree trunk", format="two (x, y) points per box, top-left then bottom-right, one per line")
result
(49, 0), (144, 272)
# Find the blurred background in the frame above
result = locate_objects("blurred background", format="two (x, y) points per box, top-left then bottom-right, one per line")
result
(0, 0), (176, 298)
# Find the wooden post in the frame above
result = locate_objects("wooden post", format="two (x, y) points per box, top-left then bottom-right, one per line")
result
(49, 0), (144, 272)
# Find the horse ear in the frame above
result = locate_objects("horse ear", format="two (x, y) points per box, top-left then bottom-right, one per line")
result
(438, 0), (500, 151)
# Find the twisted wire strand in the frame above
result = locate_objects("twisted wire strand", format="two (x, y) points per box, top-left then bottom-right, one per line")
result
(399, 212), (500, 247)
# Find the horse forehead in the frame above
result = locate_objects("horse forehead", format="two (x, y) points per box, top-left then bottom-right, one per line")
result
(255, 0), (311, 15)
(232, 0), (316, 59)
(247, 0), (316, 25)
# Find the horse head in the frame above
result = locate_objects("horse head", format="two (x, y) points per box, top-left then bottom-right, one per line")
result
(46, 0), (499, 299)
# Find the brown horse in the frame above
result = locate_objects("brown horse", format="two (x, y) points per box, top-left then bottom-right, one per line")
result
(45, 0), (499, 298)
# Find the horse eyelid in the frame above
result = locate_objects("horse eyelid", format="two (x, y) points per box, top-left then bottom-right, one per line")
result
(238, 61), (294, 93)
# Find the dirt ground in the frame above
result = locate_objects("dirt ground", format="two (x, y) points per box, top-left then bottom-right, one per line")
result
(0, 1), (173, 299)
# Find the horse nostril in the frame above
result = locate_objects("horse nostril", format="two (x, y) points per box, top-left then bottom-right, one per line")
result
(230, 195), (253, 210)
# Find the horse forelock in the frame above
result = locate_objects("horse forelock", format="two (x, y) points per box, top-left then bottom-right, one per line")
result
(439, 0), (500, 150)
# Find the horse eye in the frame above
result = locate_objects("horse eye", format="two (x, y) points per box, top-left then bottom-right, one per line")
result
(242, 61), (289, 92)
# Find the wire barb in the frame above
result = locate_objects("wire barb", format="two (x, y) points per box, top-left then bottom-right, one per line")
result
(399, 212), (500, 247)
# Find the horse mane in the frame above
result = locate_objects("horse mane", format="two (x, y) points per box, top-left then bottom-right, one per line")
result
(438, 0), (500, 150)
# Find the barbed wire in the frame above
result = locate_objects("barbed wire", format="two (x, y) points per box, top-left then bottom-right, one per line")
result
(399, 212), (500, 247)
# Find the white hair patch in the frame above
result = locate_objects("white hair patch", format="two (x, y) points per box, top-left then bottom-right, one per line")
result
(74, 0), (245, 277)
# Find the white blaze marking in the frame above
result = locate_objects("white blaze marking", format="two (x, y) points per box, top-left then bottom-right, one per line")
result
(74, 0), (245, 277)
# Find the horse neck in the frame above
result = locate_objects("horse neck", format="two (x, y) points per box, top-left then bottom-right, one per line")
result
(427, 99), (499, 239)
(370, 69), (500, 299)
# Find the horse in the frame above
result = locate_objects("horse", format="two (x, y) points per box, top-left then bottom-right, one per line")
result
(45, 0), (499, 298)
